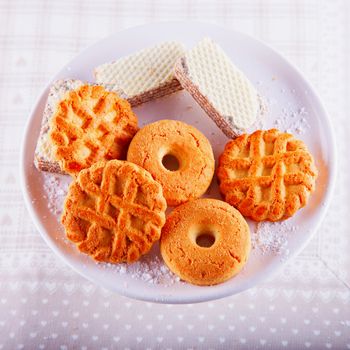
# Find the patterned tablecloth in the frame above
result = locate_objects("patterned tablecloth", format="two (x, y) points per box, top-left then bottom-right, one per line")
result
(1, 0), (349, 349)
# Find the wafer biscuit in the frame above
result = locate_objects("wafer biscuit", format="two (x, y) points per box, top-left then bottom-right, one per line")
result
(175, 38), (260, 138)
(94, 41), (185, 106)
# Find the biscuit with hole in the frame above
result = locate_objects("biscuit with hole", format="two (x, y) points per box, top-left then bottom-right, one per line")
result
(127, 120), (215, 206)
(160, 198), (251, 285)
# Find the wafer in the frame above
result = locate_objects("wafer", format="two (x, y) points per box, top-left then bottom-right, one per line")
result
(94, 41), (185, 106)
(175, 38), (261, 138)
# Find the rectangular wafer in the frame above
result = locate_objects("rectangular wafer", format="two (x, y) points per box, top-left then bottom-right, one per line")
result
(94, 41), (186, 106)
(175, 38), (261, 138)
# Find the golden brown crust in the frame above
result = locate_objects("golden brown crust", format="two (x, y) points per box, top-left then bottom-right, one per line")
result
(217, 129), (318, 221)
(160, 198), (251, 286)
(49, 85), (138, 176)
(127, 120), (215, 207)
(61, 160), (167, 263)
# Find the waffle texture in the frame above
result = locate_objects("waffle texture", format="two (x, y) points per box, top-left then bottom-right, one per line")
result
(94, 41), (185, 106)
(49, 84), (138, 176)
(175, 38), (260, 138)
(62, 160), (167, 263)
(217, 129), (318, 221)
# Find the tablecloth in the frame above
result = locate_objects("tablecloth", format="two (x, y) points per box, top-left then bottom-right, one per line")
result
(1, 0), (349, 348)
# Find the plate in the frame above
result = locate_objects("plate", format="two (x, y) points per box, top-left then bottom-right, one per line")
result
(20, 22), (336, 304)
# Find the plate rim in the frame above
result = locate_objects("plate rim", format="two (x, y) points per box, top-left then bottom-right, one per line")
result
(20, 20), (337, 304)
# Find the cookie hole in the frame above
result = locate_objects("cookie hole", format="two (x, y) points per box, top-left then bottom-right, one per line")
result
(162, 154), (180, 171)
(195, 231), (216, 248)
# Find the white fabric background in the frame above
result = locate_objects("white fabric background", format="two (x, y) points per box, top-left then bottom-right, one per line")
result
(0, 0), (349, 349)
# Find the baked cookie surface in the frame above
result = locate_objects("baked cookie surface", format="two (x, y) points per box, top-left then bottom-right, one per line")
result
(160, 198), (251, 286)
(49, 85), (138, 176)
(127, 120), (215, 206)
(217, 129), (318, 221)
(62, 160), (167, 263)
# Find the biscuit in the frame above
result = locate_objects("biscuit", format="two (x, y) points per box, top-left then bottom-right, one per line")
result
(34, 79), (85, 174)
(127, 120), (215, 206)
(62, 160), (167, 263)
(49, 84), (138, 176)
(94, 41), (185, 106)
(175, 38), (261, 138)
(217, 129), (318, 221)
(34, 80), (140, 175)
(160, 198), (251, 286)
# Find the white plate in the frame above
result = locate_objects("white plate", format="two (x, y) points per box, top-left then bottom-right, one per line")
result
(20, 22), (336, 304)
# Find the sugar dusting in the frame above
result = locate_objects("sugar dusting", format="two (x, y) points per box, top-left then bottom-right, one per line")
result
(261, 80), (311, 135)
(104, 255), (181, 287)
(43, 173), (70, 216)
(274, 105), (311, 135)
(252, 221), (297, 258)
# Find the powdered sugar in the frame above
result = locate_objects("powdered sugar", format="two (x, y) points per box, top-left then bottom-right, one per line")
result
(105, 254), (181, 287)
(42, 173), (70, 216)
(273, 104), (311, 135)
(252, 221), (297, 258)
(257, 76), (312, 136)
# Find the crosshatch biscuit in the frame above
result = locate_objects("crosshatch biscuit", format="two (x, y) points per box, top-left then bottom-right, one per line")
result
(62, 160), (167, 263)
(94, 41), (186, 106)
(175, 38), (261, 138)
(127, 120), (215, 207)
(34, 79), (138, 174)
(217, 129), (318, 221)
(160, 198), (251, 286)
(47, 84), (138, 176)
